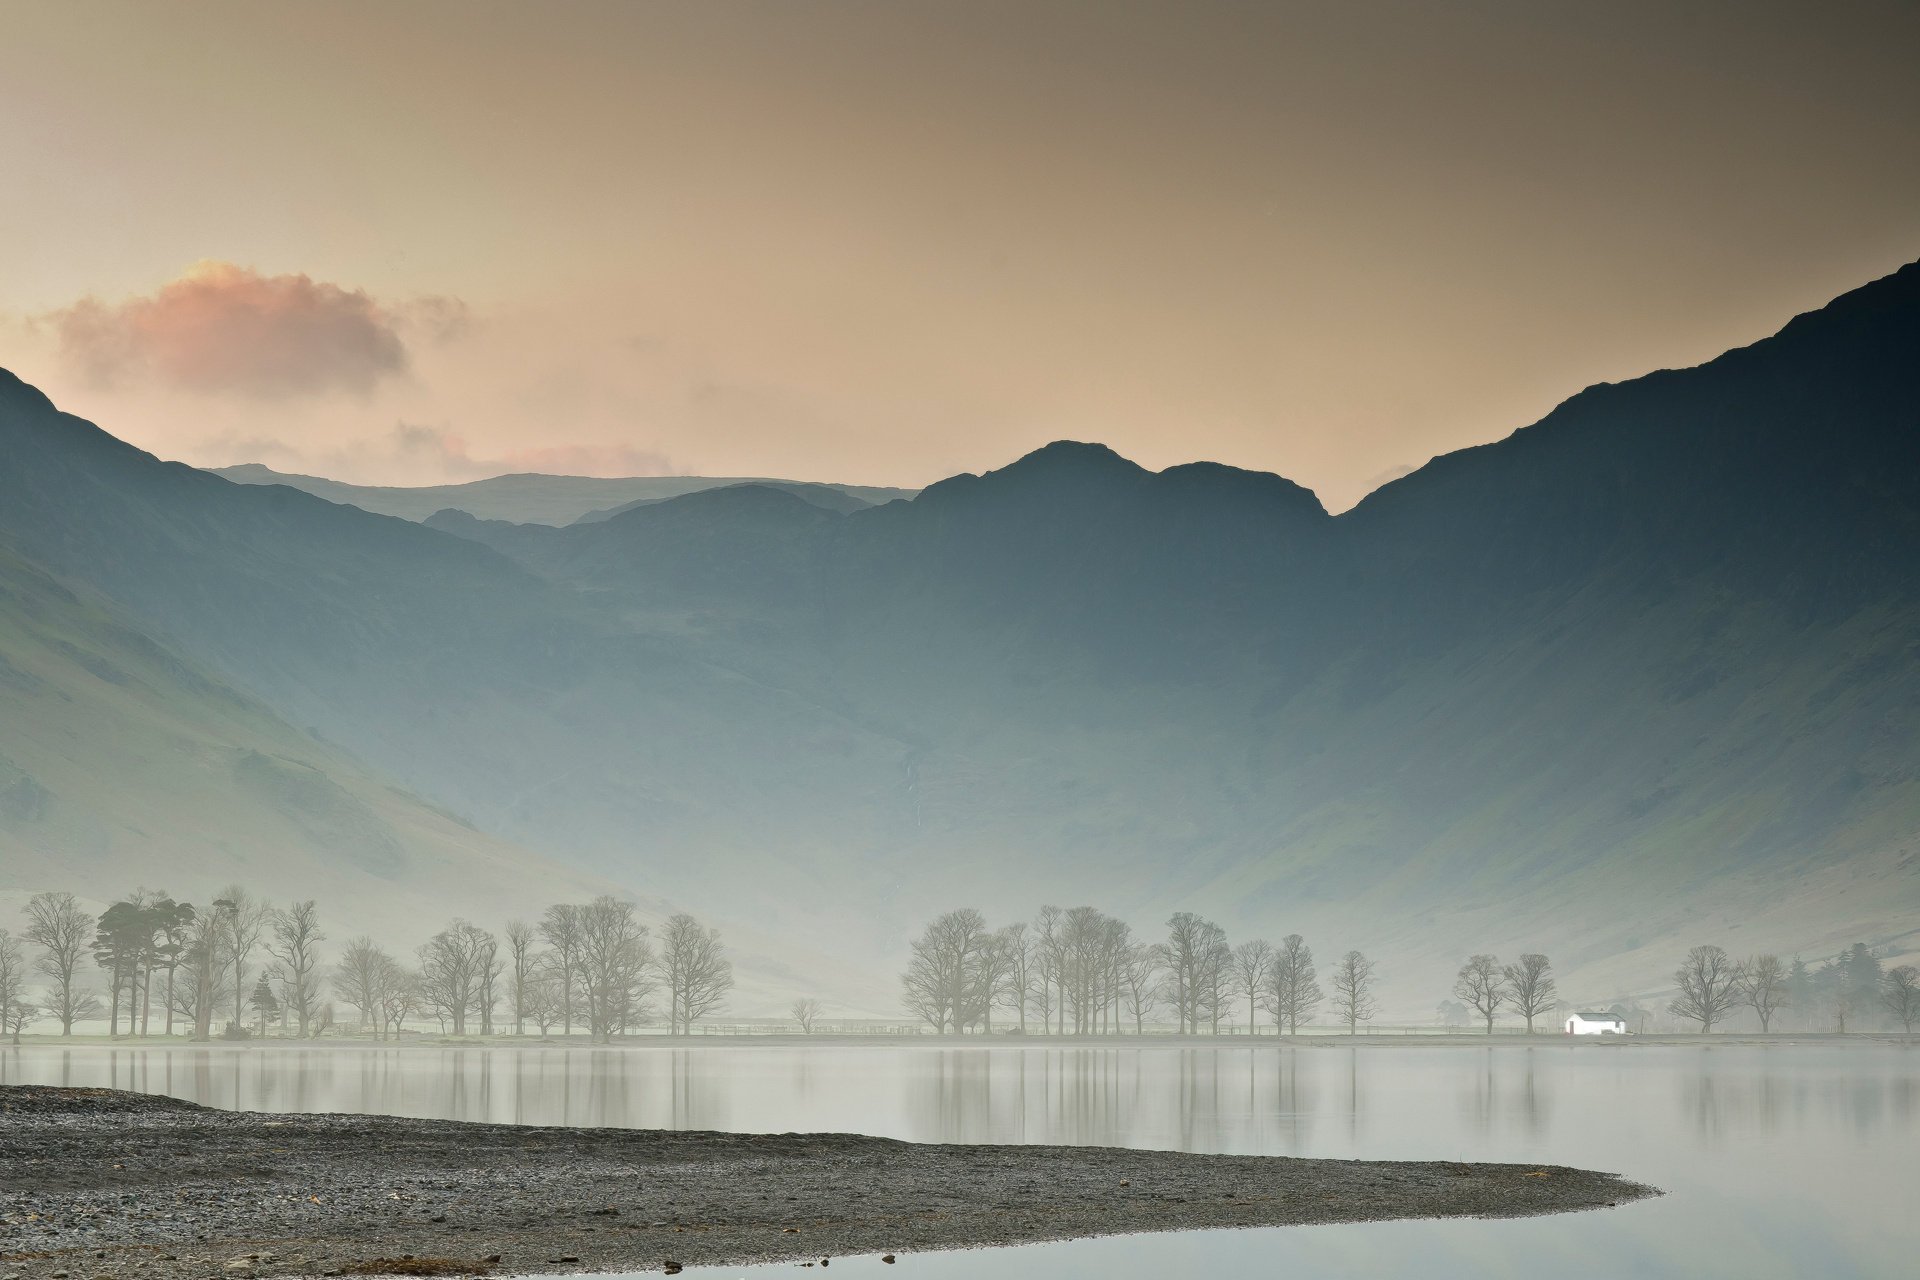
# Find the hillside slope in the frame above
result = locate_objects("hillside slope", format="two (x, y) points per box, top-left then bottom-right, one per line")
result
(0, 545), (606, 937)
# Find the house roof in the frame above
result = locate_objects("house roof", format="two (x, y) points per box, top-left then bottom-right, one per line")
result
(1570, 1011), (1624, 1020)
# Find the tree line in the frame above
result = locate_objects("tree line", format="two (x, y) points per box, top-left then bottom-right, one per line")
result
(901, 907), (1380, 1035)
(0, 888), (736, 1043)
(1667, 943), (1919, 1034)
(895, 909), (1920, 1037)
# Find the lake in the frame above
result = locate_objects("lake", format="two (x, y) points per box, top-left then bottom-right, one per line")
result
(2, 1041), (1912, 1278)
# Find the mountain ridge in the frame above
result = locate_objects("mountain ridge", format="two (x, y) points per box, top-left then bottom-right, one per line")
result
(3, 257), (1917, 1013)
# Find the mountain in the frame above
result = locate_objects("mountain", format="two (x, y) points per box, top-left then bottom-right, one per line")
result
(213, 464), (917, 525)
(5, 260), (1919, 1014)
(0, 542), (605, 941)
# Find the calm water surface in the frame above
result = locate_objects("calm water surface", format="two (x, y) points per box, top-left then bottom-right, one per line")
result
(3, 1042), (1912, 1278)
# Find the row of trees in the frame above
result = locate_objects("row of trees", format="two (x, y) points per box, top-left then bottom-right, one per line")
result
(1669, 944), (1920, 1034)
(0, 888), (736, 1042)
(901, 908), (1381, 1035)
(897, 911), (1920, 1038)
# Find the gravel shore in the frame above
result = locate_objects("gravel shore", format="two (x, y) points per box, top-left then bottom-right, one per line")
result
(0, 1086), (1656, 1278)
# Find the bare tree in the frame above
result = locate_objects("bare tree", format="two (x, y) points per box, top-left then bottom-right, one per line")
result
(418, 921), (495, 1036)
(267, 900), (325, 1037)
(375, 960), (418, 1038)
(216, 886), (273, 1032)
(902, 908), (991, 1035)
(1121, 943), (1160, 1033)
(661, 912), (733, 1035)
(998, 922), (1031, 1032)
(1669, 944), (1740, 1032)
(1735, 954), (1789, 1032)
(0, 993), (36, 1044)
(538, 903), (586, 1036)
(1231, 940), (1275, 1035)
(1454, 954), (1508, 1034)
(1502, 954), (1556, 1033)
(25, 891), (96, 1034)
(0, 929), (32, 1044)
(578, 896), (655, 1040)
(476, 932), (502, 1035)
(1031, 906), (1063, 1034)
(522, 967), (563, 1034)
(790, 997), (823, 1033)
(504, 920), (536, 1035)
(332, 937), (392, 1036)
(1267, 934), (1323, 1034)
(1162, 912), (1230, 1034)
(1883, 965), (1920, 1035)
(180, 906), (232, 1041)
(170, 913), (234, 1041)
(1331, 950), (1377, 1033)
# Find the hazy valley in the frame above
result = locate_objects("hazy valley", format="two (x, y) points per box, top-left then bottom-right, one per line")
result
(3, 262), (1918, 1017)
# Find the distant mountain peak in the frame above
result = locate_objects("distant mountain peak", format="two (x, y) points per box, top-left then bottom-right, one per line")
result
(1001, 440), (1151, 476)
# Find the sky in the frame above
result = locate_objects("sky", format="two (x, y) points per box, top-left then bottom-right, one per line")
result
(3, 1), (1917, 510)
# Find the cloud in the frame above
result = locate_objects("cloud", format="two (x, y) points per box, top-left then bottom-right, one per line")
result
(49, 261), (417, 398)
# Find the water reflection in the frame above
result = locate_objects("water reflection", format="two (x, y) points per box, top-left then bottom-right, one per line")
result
(2, 1042), (1915, 1278)
(2, 1042), (1910, 1161)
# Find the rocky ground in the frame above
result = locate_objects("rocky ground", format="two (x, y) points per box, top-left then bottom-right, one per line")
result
(0, 1086), (1657, 1278)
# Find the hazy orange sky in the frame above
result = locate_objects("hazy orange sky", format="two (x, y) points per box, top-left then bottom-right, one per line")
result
(4, 1), (1917, 509)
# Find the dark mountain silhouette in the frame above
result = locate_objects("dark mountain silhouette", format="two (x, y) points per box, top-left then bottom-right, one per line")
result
(4, 259), (1918, 1004)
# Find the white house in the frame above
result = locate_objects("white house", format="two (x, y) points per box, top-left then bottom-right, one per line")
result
(1565, 1011), (1628, 1035)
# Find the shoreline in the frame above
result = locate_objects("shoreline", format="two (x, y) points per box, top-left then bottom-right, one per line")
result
(0, 1086), (1657, 1278)
(6, 1030), (1907, 1052)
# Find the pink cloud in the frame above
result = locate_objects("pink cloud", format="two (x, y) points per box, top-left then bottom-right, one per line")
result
(51, 261), (413, 398)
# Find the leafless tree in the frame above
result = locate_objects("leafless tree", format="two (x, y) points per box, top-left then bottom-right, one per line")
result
(1231, 940), (1275, 1035)
(790, 997), (823, 1033)
(1669, 944), (1740, 1032)
(998, 923), (1031, 1032)
(267, 900), (325, 1037)
(24, 891), (96, 1034)
(1266, 934), (1322, 1034)
(902, 908), (991, 1034)
(1331, 950), (1377, 1033)
(0, 929), (32, 1044)
(0, 993), (36, 1044)
(1162, 912), (1225, 1034)
(179, 906), (232, 1040)
(169, 913), (234, 1040)
(1121, 943), (1160, 1033)
(418, 920), (495, 1036)
(1883, 965), (1920, 1035)
(578, 896), (655, 1040)
(662, 912), (733, 1035)
(215, 886), (274, 1032)
(522, 967), (564, 1034)
(1502, 954), (1556, 1033)
(504, 920), (537, 1035)
(971, 926), (1025, 1033)
(1454, 954), (1508, 1034)
(1734, 954), (1789, 1032)
(1031, 906), (1063, 1034)
(476, 932), (503, 1035)
(538, 903), (585, 1036)
(376, 961), (418, 1037)
(333, 936), (393, 1036)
